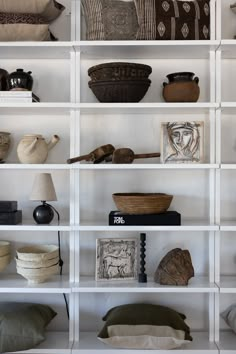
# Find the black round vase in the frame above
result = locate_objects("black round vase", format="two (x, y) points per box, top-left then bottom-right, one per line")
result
(33, 203), (54, 224)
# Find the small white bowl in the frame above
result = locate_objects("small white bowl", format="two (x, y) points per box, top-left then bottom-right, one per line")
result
(0, 241), (10, 257)
(15, 256), (59, 269)
(16, 245), (59, 262)
(16, 263), (59, 284)
(0, 253), (11, 272)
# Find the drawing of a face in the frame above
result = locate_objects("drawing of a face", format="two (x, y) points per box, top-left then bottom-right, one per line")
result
(164, 121), (202, 163)
(170, 127), (193, 152)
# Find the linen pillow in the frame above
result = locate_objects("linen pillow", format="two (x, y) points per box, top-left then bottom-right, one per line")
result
(81, 0), (139, 40)
(221, 304), (236, 333)
(0, 13), (56, 41)
(134, 0), (210, 40)
(0, 0), (65, 22)
(98, 303), (192, 349)
(0, 303), (57, 353)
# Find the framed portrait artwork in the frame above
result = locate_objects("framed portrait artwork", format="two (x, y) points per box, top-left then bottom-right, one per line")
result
(96, 238), (137, 281)
(161, 121), (204, 164)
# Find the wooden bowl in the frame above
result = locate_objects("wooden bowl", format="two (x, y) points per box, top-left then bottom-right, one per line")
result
(0, 241), (10, 257)
(16, 245), (59, 262)
(112, 193), (173, 215)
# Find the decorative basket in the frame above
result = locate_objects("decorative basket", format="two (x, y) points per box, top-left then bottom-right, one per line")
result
(0, 253), (11, 272)
(88, 62), (152, 82)
(89, 79), (151, 103)
(112, 193), (173, 215)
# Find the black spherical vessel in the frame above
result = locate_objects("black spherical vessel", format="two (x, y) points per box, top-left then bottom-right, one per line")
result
(33, 202), (54, 224)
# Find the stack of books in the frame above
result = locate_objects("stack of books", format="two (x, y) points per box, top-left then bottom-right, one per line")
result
(0, 91), (40, 103)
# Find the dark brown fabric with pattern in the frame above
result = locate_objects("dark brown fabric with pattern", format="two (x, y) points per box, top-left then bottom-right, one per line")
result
(135, 0), (210, 40)
(81, 0), (138, 40)
(0, 12), (47, 24)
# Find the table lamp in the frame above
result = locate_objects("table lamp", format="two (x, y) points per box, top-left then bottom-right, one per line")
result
(30, 173), (57, 224)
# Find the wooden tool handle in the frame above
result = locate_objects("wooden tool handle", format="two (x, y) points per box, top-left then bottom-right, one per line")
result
(67, 153), (91, 164)
(133, 152), (161, 159)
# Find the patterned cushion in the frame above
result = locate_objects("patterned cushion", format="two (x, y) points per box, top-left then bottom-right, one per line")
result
(81, 0), (138, 40)
(0, 12), (47, 24)
(134, 0), (210, 40)
(0, 0), (65, 22)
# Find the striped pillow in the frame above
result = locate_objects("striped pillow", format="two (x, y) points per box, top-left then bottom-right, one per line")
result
(134, 0), (210, 40)
(81, 0), (138, 40)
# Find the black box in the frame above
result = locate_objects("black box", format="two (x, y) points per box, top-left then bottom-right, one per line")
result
(109, 210), (181, 226)
(0, 201), (17, 212)
(0, 210), (22, 225)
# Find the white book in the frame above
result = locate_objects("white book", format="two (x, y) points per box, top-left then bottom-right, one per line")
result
(0, 91), (32, 97)
(0, 97), (32, 103)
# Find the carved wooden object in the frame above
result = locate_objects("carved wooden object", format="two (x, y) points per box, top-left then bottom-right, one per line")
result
(154, 248), (194, 286)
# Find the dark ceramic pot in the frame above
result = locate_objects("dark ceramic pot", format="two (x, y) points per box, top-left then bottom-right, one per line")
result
(163, 72), (200, 102)
(0, 68), (9, 91)
(166, 72), (196, 83)
(7, 68), (33, 91)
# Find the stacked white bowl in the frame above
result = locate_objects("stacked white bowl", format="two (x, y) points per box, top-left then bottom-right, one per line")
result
(16, 245), (59, 284)
(0, 241), (11, 272)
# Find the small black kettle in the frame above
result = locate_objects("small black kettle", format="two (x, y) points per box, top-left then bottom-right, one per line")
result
(7, 68), (33, 91)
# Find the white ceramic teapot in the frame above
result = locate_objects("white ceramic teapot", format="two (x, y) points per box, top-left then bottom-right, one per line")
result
(17, 134), (60, 164)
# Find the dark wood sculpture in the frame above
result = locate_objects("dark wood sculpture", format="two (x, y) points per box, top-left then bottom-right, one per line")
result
(138, 233), (147, 283)
(67, 144), (115, 164)
(112, 148), (160, 164)
(154, 248), (194, 286)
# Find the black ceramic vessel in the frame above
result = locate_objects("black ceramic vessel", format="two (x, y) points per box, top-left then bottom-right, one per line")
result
(166, 72), (196, 83)
(7, 68), (33, 91)
(0, 68), (9, 91)
(33, 202), (54, 224)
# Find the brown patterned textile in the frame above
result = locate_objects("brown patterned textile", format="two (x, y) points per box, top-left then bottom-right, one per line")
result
(0, 12), (47, 24)
(134, 0), (210, 40)
(81, 0), (138, 40)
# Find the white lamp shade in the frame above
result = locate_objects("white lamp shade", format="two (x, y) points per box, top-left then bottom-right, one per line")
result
(30, 173), (57, 201)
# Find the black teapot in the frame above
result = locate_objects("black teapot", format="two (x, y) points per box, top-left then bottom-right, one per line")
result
(0, 68), (9, 91)
(7, 68), (33, 91)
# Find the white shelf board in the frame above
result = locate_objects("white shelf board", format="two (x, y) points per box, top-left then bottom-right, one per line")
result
(73, 331), (218, 353)
(221, 164), (236, 170)
(1, 163), (70, 170)
(221, 40), (236, 59)
(217, 276), (236, 293)
(0, 220), (70, 231)
(10, 332), (72, 353)
(77, 163), (219, 170)
(78, 40), (220, 59)
(78, 220), (219, 232)
(220, 221), (236, 231)
(73, 276), (217, 293)
(78, 103), (218, 115)
(217, 331), (236, 353)
(0, 103), (75, 115)
(0, 42), (74, 59)
(0, 163), (70, 170)
(0, 274), (71, 293)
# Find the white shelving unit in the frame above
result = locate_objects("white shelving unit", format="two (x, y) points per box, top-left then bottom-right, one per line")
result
(2, 0), (236, 353)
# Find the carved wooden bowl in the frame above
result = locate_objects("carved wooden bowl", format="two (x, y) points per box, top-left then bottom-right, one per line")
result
(112, 193), (173, 214)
